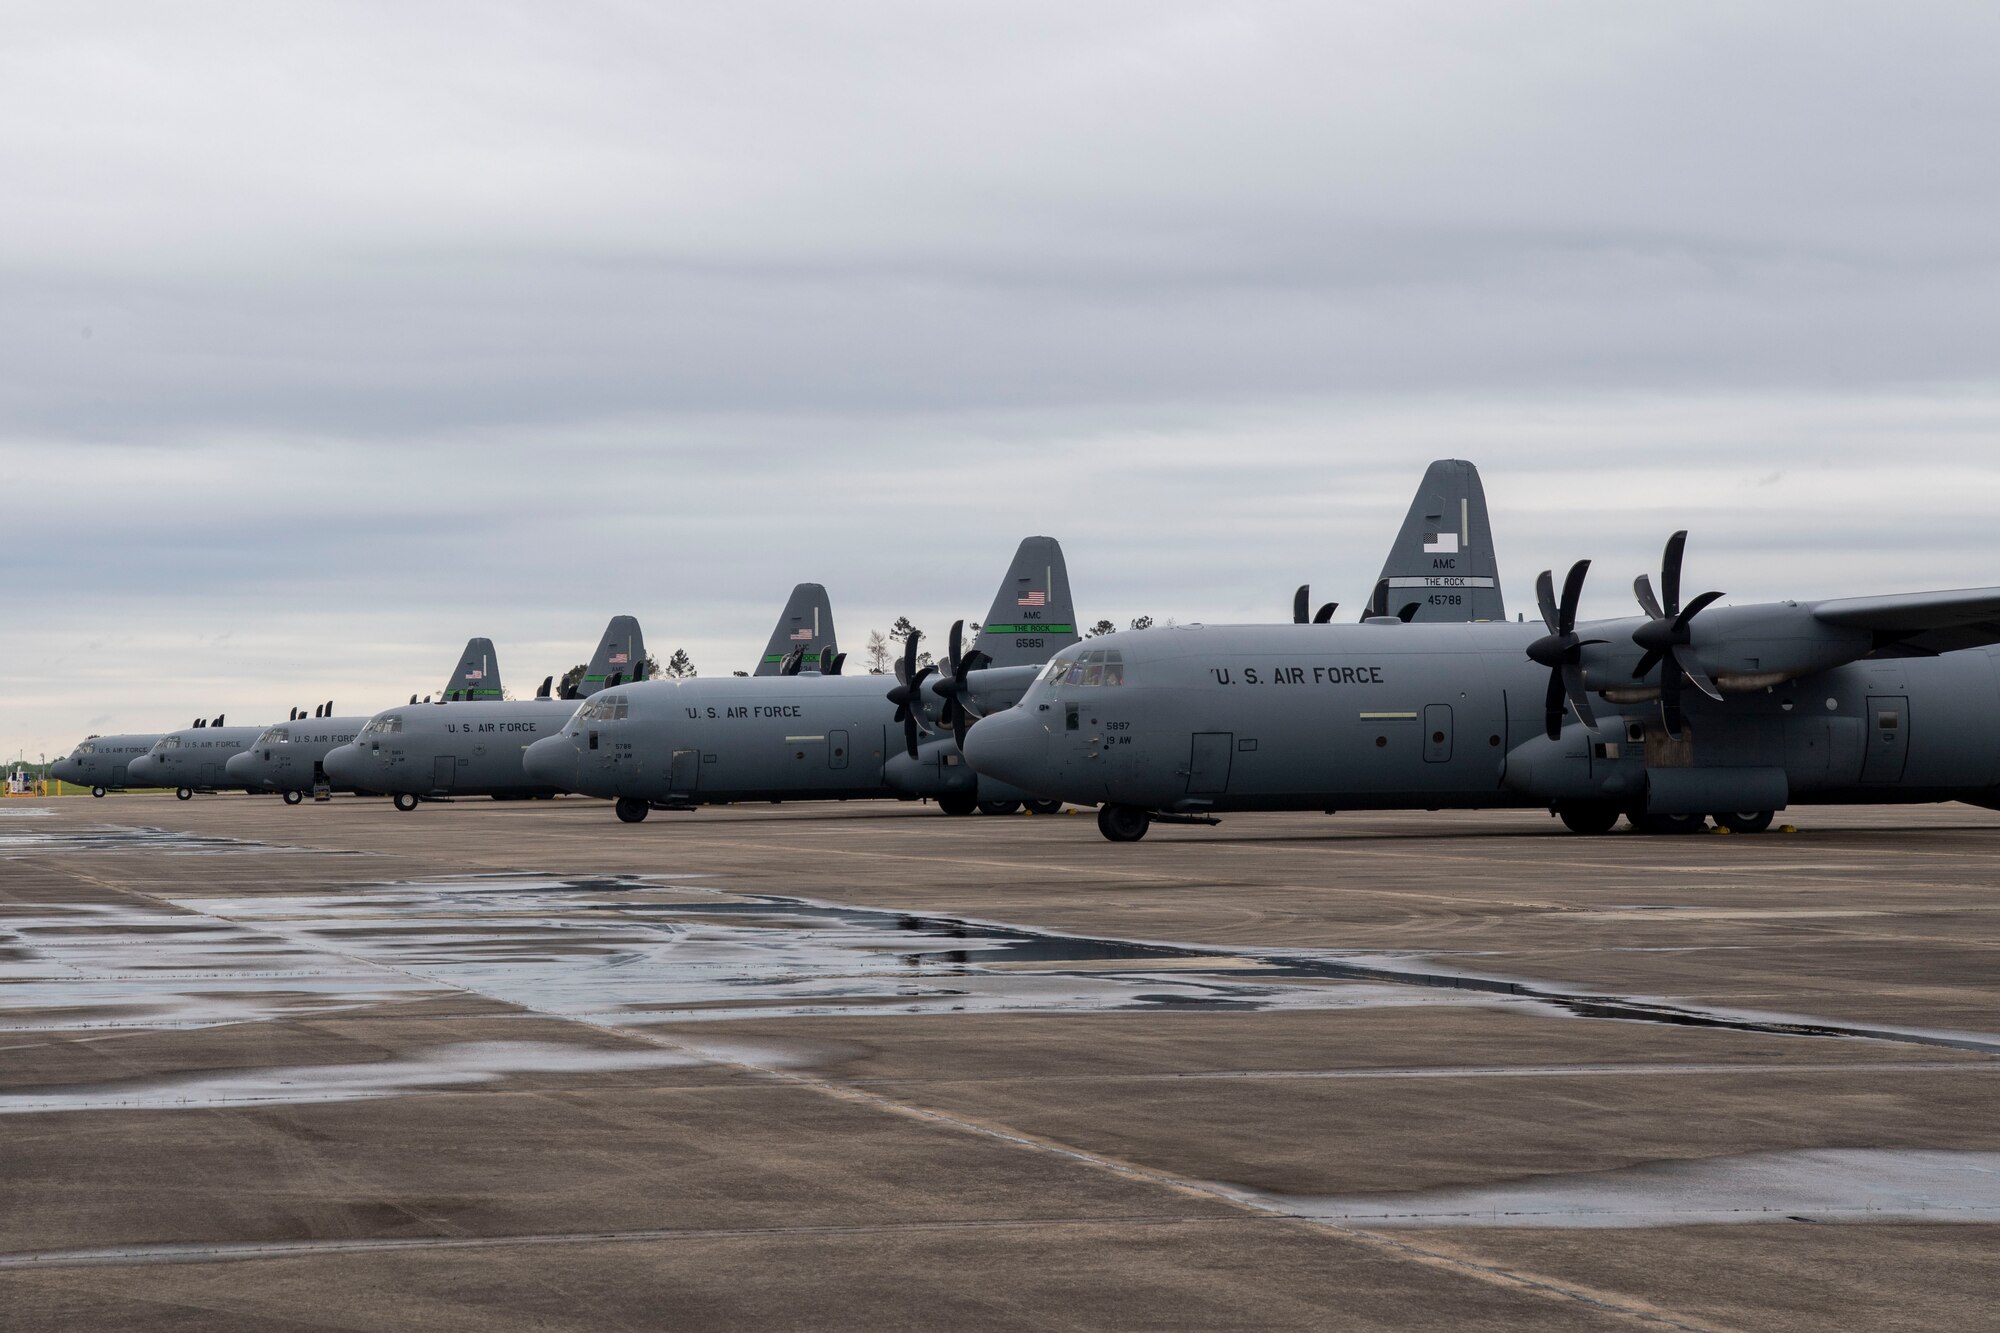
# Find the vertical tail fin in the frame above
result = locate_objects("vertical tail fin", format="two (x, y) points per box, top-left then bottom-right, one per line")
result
(974, 536), (1081, 668)
(753, 583), (837, 675)
(578, 615), (646, 698)
(1367, 459), (1505, 623)
(443, 638), (504, 700)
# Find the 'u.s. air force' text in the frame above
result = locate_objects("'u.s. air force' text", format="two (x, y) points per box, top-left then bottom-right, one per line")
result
(1209, 665), (1385, 686)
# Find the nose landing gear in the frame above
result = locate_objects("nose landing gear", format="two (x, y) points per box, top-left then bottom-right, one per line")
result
(615, 797), (650, 824)
(392, 792), (420, 812)
(1096, 804), (1151, 842)
(91, 786), (106, 799)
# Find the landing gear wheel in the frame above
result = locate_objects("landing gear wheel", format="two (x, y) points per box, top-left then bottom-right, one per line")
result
(392, 792), (420, 812)
(977, 800), (1021, 816)
(615, 797), (650, 824)
(1713, 810), (1774, 834)
(1097, 804), (1151, 842)
(1024, 798), (1064, 815)
(283, 789), (304, 806)
(1557, 802), (1620, 835)
(91, 786), (106, 799)
(175, 787), (193, 801)
(937, 793), (978, 817)
(1629, 811), (1706, 835)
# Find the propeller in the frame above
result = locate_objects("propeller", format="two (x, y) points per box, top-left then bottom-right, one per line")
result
(1396, 602), (1420, 623)
(212, 715), (224, 727)
(535, 675), (553, 700)
(778, 646), (805, 676)
(193, 718), (204, 728)
(930, 620), (993, 747)
(884, 630), (936, 758)
(1631, 530), (1724, 736)
(1526, 560), (1604, 740)
(1293, 586), (1339, 624)
(631, 660), (647, 682)
(818, 645), (837, 675)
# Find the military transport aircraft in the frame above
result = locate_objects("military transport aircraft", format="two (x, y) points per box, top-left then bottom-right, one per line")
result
(226, 637), (511, 801)
(49, 734), (165, 796)
(126, 716), (266, 800)
(522, 537), (1082, 820)
(324, 617), (644, 810)
(964, 529), (2000, 840)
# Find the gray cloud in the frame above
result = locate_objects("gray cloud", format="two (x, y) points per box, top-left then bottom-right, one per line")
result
(5, 3), (2000, 755)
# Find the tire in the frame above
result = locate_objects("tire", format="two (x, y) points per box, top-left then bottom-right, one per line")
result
(937, 793), (978, 817)
(1629, 811), (1706, 835)
(1714, 810), (1775, 834)
(176, 787), (193, 801)
(977, 800), (1021, 816)
(91, 786), (106, 799)
(615, 797), (650, 824)
(283, 790), (304, 806)
(1557, 802), (1619, 835)
(1097, 804), (1151, 842)
(1024, 799), (1064, 815)
(392, 792), (420, 813)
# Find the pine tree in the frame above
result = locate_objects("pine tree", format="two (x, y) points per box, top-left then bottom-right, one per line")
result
(664, 649), (696, 678)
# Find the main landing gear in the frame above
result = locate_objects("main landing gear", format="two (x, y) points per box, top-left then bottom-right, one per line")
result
(283, 790), (304, 806)
(937, 793), (978, 817)
(392, 793), (420, 812)
(977, 799), (1021, 816)
(175, 787), (193, 801)
(615, 797), (649, 824)
(1713, 810), (1775, 834)
(1555, 802), (1620, 835)
(91, 786), (106, 799)
(1024, 799), (1064, 815)
(1097, 804), (1151, 842)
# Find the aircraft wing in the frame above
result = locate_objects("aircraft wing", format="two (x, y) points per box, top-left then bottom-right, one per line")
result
(1812, 588), (2000, 655)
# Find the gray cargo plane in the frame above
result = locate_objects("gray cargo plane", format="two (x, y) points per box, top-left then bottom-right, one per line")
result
(49, 734), (165, 796)
(126, 716), (265, 800)
(325, 617), (643, 810)
(522, 538), (1081, 820)
(965, 529), (2000, 840)
(226, 637), (511, 801)
(753, 584), (839, 675)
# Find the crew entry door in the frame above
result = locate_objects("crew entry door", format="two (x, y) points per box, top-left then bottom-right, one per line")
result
(433, 756), (457, 791)
(1187, 733), (1234, 795)
(669, 748), (701, 794)
(1860, 696), (1909, 783)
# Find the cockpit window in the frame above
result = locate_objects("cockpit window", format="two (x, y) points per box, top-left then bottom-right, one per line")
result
(1059, 648), (1123, 687)
(153, 736), (182, 751)
(256, 727), (291, 745)
(75, 743), (95, 756)
(360, 715), (404, 737)
(1040, 656), (1075, 683)
(578, 694), (629, 721)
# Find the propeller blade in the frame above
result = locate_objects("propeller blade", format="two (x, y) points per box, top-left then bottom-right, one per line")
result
(1535, 569), (1559, 634)
(1313, 602), (1337, 624)
(536, 676), (552, 699)
(1293, 585), (1310, 625)
(902, 630), (921, 678)
(1558, 559), (1590, 634)
(1660, 665), (1685, 738)
(1632, 649), (1663, 680)
(1674, 645), (1724, 702)
(820, 645), (835, 674)
(1633, 573), (1664, 622)
(948, 620), (965, 667)
(1674, 588), (1723, 632)
(1661, 530), (1687, 617)
(1397, 603), (1420, 622)
(831, 652), (847, 675)
(1543, 668), (1567, 740)
(324, 701), (332, 716)
(1561, 662), (1598, 731)
(902, 711), (920, 760)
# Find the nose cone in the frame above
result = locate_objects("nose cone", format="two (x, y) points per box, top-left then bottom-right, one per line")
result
(322, 744), (360, 789)
(126, 756), (157, 785)
(51, 759), (76, 783)
(962, 708), (1051, 794)
(522, 734), (578, 791)
(225, 751), (259, 786)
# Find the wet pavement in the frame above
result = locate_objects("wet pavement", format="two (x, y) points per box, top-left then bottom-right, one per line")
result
(2, 796), (1999, 1330)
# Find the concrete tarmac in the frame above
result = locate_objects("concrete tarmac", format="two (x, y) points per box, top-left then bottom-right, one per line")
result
(3, 793), (1999, 1330)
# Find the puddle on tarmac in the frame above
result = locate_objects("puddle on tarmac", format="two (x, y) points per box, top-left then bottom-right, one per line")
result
(160, 879), (1513, 1026)
(0, 808), (55, 818)
(0, 1041), (725, 1113)
(1237, 1148), (2000, 1227)
(0, 827), (323, 856)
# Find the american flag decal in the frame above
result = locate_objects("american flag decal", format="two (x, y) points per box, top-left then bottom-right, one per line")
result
(1017, 590), (1046, 607)
(465, 669), (484, 680)
(790, 628), (814, 641)
(609, 652), (629, 665)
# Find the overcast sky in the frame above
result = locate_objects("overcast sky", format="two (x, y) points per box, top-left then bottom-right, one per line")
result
(5, 2), (2000, 758)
